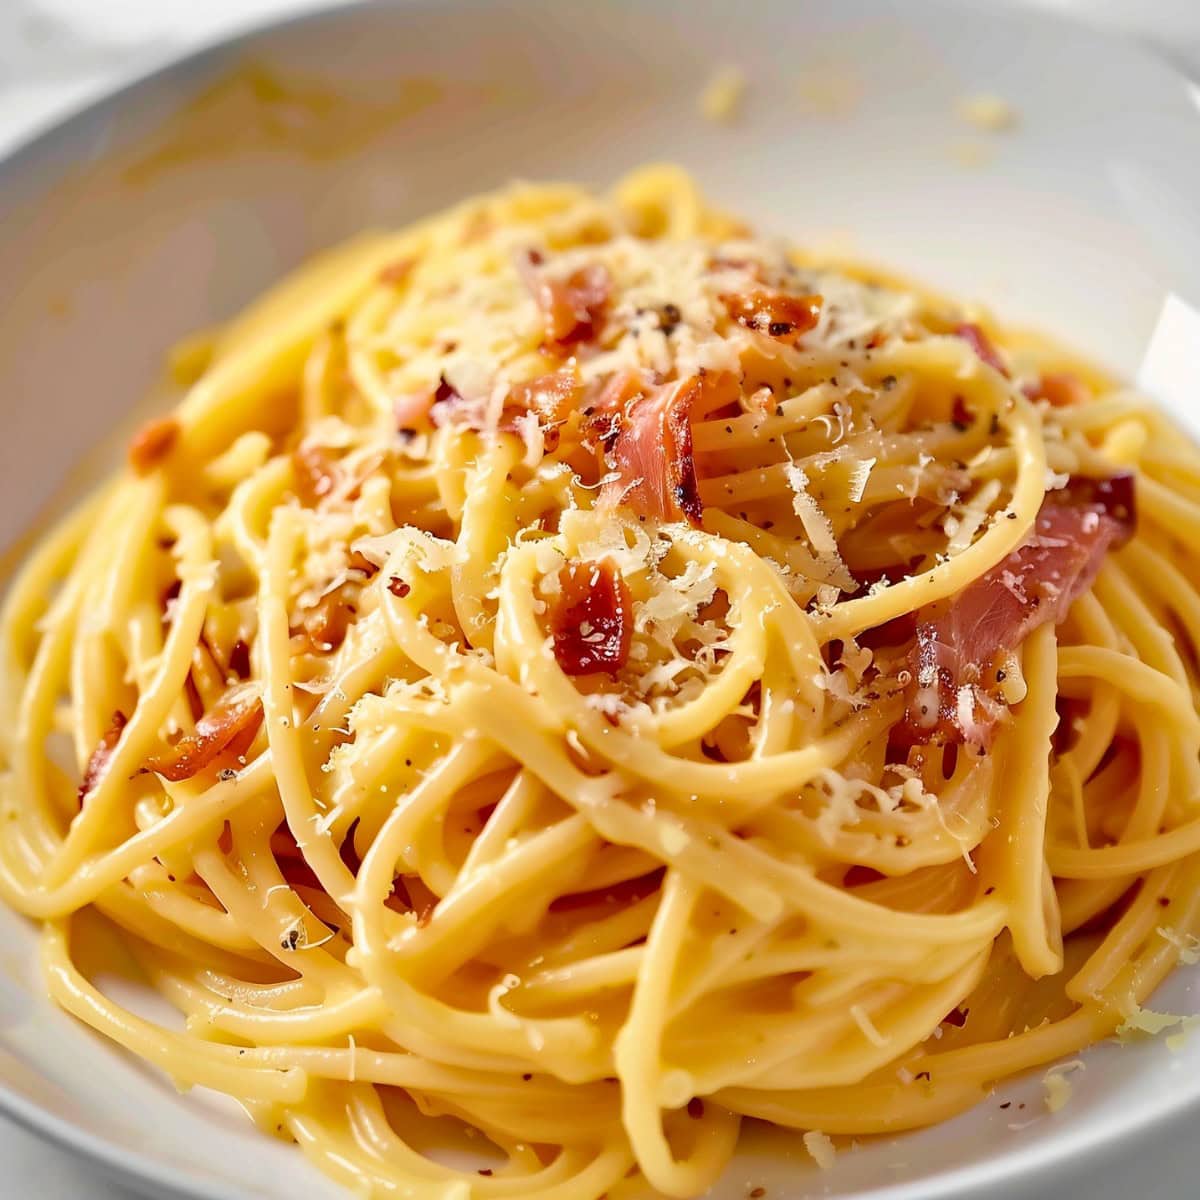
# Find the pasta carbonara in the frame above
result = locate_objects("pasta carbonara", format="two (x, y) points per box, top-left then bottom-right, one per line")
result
(4, 166), (1200, 1199)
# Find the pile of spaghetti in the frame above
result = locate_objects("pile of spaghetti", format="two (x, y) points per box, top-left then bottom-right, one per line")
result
(4, 166), (1200, 1199)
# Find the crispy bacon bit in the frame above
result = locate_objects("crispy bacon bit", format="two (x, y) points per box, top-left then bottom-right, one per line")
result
(142, 684), (263, 781)
(128, 417), (179, 474)
(1024, 372), (1089, 408)
(78, 711), (127, 806)
(722, 290), (822, 346)
(292, 442), (341, 506)
(551, 558), (632, 676)
(954, 323), (1009, 377)
(298, 557), (376, 653)
(300, 589), (358, 652)
(896, 473), (1135, 745)
(518, 253), (612, 345)
(388, 577), (411, 599)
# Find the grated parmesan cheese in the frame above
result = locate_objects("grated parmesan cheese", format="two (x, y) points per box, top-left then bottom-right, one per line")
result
(850, 1003), (889, 1048)
(1157, 925), (1200, 964)
(659, 822), (690, 857)
(354, 526), (464, 573)
(783, 462), (853, 589)
(1042, 1059), (1084, 1113)
(847, 456), (876, 504)
(1116, 1005), (1188, 1041)
(803, 1130), (836, 1170)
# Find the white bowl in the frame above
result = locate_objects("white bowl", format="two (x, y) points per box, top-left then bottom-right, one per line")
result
(3, 2), (1200, 1198)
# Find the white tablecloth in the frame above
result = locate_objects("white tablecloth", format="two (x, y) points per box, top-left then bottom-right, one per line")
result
(1, 1), (1198, 1196)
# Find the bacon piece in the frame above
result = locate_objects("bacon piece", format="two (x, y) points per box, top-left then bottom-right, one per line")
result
(78, 711), (127, 806)
(299, 588), (358, 652)
(518, 252), (612, 345)
(896, 473), (1134, 745)
(1023, 372), (1089, 408)
(393, 391), (436, 431)
(507, 371), (580, 425)
(551, 559), (632, 676)
(143, 683), (264, 781)
(597, 371), (739, 526)
(580, 369), (644, 448)
(393, 375), (462, 434)
(292, 442), (340, 506)
(128, 417), (179, 474)
(604, 376), (704, 525)
(722, 290), (822, 346)
(954, 323), (1009, 377)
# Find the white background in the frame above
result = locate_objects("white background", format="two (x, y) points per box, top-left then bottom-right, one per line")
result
(2, 0), (1200, 1197)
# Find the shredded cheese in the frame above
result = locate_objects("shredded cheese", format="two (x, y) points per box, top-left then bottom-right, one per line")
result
(803, 1130), (836, 1170)
(1042, 1059), (1084, 1113)
(784, 462), (853, 589)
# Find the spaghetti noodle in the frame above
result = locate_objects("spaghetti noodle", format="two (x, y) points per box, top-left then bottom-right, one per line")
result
(3, 166), (1200, 1198)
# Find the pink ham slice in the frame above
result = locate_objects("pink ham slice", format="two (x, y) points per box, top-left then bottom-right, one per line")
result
(600, 371), (738, 527)
(895, 473), (1134, 746)
(518, 252), (612, 346)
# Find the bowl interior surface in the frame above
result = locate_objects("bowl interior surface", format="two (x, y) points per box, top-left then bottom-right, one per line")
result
(2, 2), (1200, 1198)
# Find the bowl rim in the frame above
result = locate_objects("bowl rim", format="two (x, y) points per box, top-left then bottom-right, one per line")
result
(1, 1), (1199, 1198)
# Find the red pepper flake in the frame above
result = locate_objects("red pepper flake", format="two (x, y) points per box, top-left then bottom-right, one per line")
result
(722, 290), (822, 346)
(128, 417), (179, 474)
(551, 558), (632, 676)
(943, 1006), (969, 1027)
(687, 1097), (705, 1119)
(954, 323), (1009, 377)
(78, 711), (127, 806)
(142, 684), (263, 781)
(388, 577), (411, 599)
